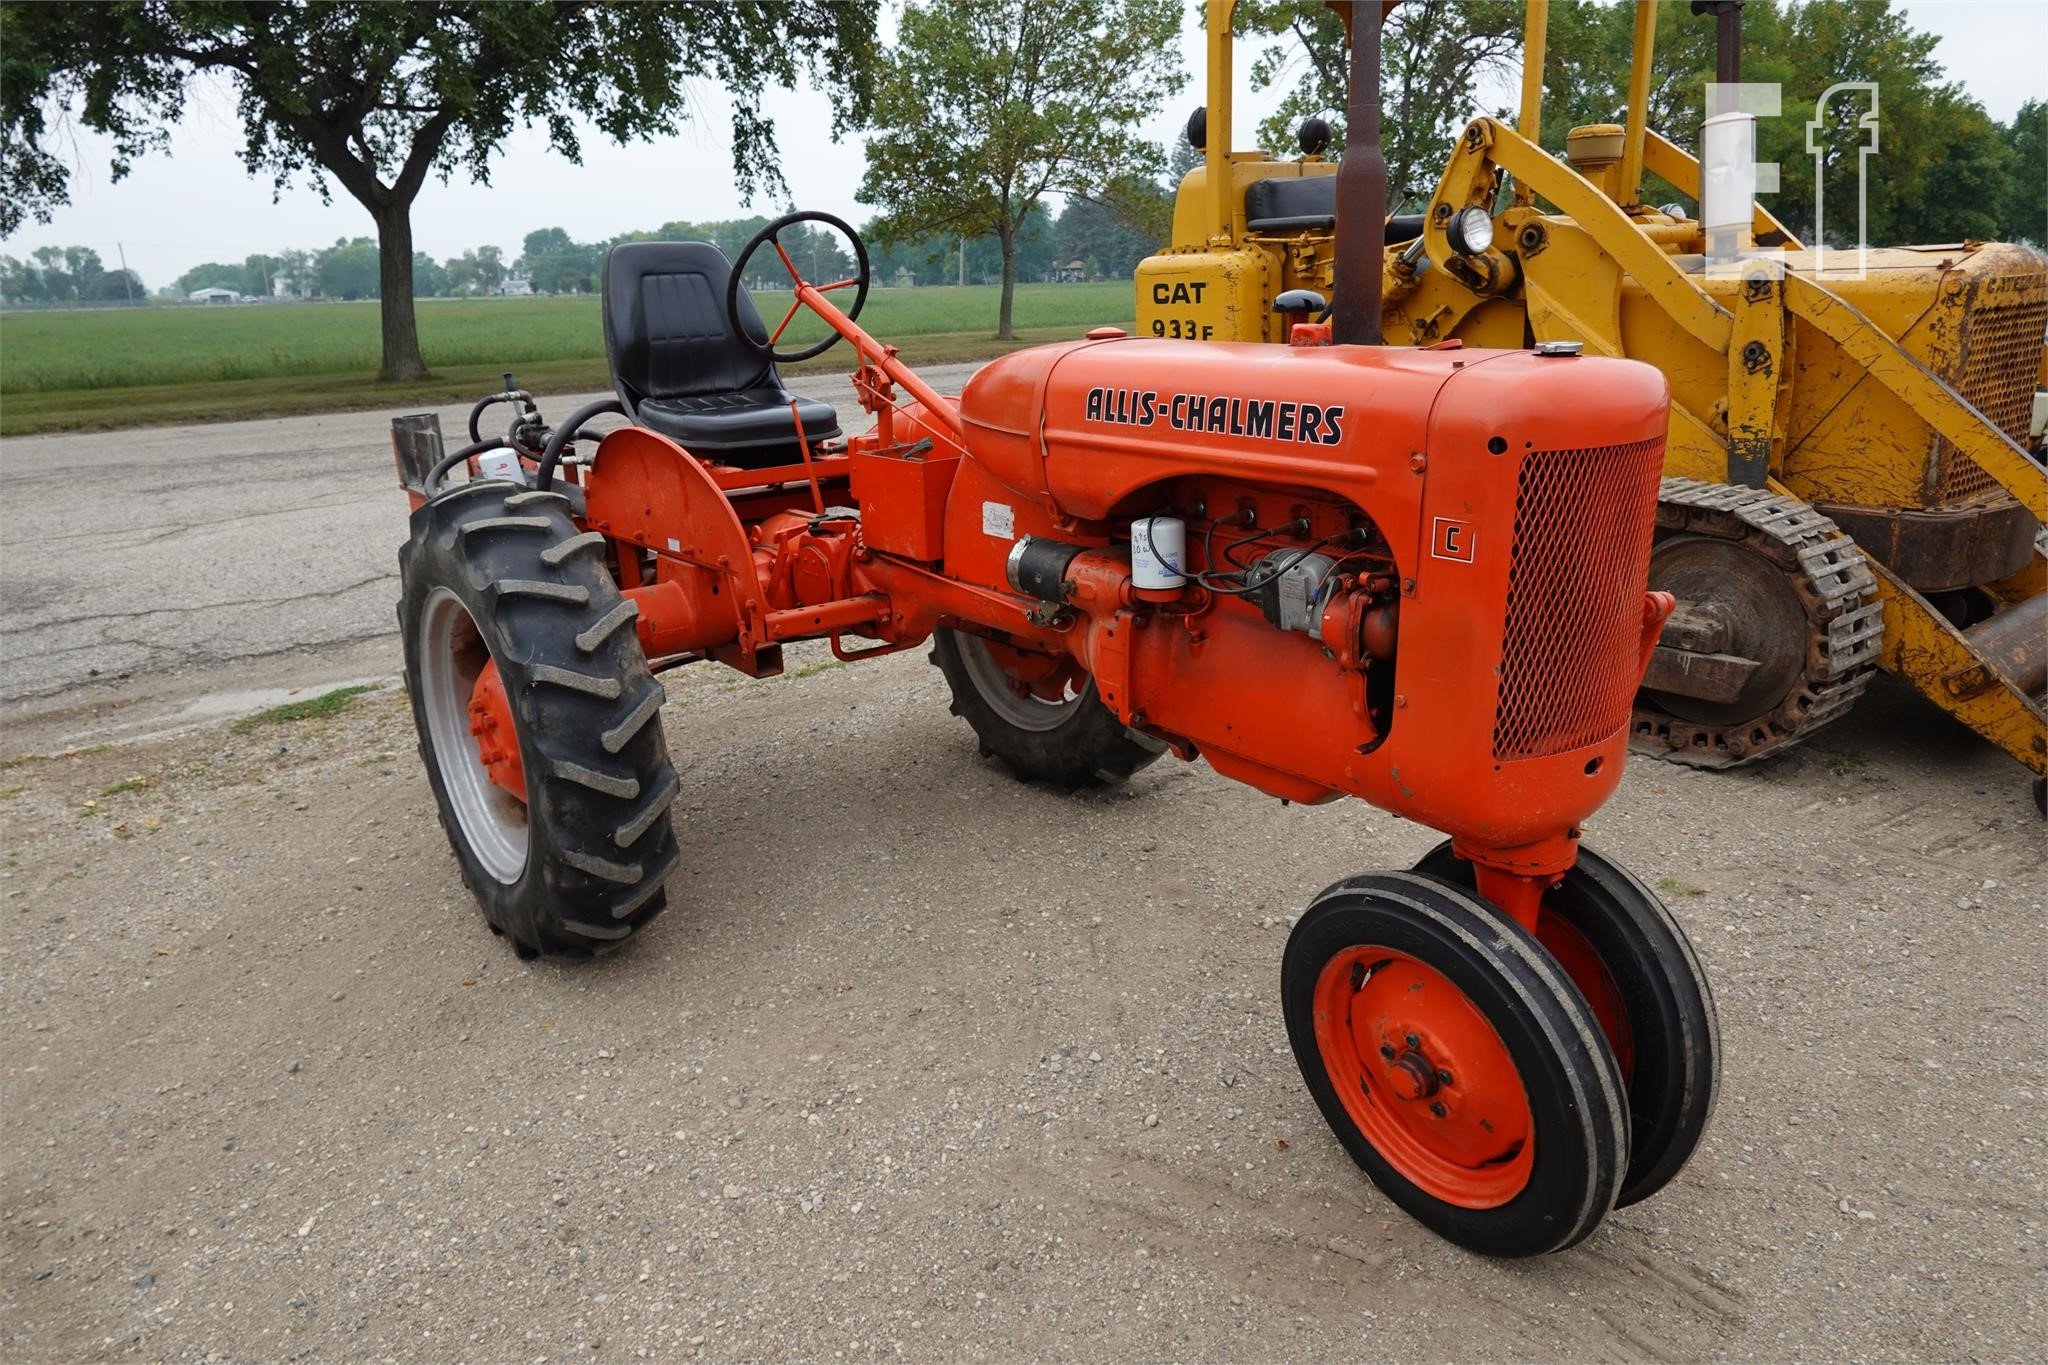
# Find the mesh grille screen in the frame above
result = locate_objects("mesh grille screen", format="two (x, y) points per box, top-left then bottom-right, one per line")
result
(1494, 438), (1665, 762)
(1932, 288), (2047, 505)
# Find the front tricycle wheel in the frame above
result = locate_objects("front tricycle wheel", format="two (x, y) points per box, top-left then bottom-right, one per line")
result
(1413, 841), (1719, 1208)
(1282, 872), (1628, 1256)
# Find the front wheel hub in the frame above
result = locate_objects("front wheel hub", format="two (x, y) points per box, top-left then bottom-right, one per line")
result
(1388, 1047), (1441, 1101)
(1313, 947), (1534, 1207)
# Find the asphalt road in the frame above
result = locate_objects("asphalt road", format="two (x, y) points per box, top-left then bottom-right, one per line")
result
(0, 363), (984, 715)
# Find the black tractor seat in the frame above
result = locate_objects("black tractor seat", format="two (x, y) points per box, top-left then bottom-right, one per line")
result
(1243, 175), (1425, 243)
(601, 241), (840, 467)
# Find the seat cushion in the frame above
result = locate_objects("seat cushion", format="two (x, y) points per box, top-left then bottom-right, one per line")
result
(634, 389), (841, 462)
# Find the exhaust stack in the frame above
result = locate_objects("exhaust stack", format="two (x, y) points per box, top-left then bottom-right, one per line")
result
(1331, 0), (1385, 346)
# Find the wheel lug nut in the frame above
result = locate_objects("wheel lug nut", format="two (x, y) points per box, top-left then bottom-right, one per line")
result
(1436, 1068), (1453, 1086)
(1379, 1044), (1396, 1060)
(1428, 1101), (1447, 1118)
(1404, 1033), (1421, 1049)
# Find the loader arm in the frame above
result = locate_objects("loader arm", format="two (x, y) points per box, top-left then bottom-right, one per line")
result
(1428, 118), (1733, 354)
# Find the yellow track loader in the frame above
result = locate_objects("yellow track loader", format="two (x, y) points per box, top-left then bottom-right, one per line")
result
(1138, 0), (2048, 806)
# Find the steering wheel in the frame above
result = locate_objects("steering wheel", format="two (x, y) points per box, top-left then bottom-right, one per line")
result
(727, 210), (871, 364)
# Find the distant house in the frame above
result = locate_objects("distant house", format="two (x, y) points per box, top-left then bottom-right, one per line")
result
(1046, 259), (1088, 284)
(498, 272), (533, 297)
(891, 266), (918, 288)
(188, 287), (241, 304)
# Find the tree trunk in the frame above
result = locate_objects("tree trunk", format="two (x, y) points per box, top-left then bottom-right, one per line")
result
(373, 200), (428, 382)
(996, 225), (1017, 340)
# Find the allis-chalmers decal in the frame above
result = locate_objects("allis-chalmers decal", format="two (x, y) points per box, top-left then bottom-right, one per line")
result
(1084, 386), (1346, 446)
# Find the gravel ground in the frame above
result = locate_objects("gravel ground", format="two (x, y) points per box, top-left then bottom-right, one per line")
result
(2, 638), (2042, 1362)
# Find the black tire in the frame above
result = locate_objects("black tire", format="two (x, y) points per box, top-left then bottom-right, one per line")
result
(928, 628), (1163, 788)
(398, 480), (681, 958)
(1282, 872), (1628, 1257)
(1414, 841), (1719, 1208)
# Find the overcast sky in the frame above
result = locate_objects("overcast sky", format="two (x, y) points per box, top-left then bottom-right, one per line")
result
(3, 0), (2041, 288)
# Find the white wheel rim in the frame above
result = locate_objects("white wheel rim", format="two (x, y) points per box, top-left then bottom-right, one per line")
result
(419, 586), (529, 884)
(954, 633), (1084, 733)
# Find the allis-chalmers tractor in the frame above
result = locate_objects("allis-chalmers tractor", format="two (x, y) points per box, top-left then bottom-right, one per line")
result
(390, 8), (1716, 1259)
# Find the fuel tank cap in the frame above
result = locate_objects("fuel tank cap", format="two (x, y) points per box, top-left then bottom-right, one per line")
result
(1534, 339), (1585, 356)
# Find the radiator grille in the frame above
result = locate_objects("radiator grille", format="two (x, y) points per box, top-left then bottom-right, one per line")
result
(1931, 286), (2048, 505)
(1494, 438), (1665, 762)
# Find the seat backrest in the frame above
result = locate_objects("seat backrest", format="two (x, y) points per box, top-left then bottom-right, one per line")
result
(602, 241), (776, 412)
(1242, 176), (1428, 243)
(1244, 175), (1338, 232)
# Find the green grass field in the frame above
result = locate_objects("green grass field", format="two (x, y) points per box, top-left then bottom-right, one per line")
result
(0, 283), (1137, 434)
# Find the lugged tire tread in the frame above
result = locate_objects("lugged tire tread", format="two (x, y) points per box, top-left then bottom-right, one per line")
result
(461, 516), (553, 540)
(602, 684), (666, 754)
(613, 771), (681, 847)
(399, 482), (681, 959)
(576, 600), (639, 653)
(551, 758), (640, 800)
(542, 531), (609, 567)
(531, 663), (623, 700)
(496, 578), (591, 606)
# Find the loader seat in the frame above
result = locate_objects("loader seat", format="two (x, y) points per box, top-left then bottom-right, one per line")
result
(1243, 175), (1425, 243)
(601, 241), (840, 467)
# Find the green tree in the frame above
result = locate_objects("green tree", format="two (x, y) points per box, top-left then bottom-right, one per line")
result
(443, 249), (481, 295)
(0, 246), (134, 302)
(518, 227), (598, 294)
(1235, 0), (1520, 194)
(857, 0), (1184, 338)
(240, 253), (280, 298)
(61, 244), (105, 301)
(318, 236), (379, 300)
(1057, 182), (1170, 278)
(412, 251), (448, 298)
(475, 243), (506, 292)
(1997, 100), (2046, 245)
(2, 2), (877, 380)
(0, 253), (43, 302)
(94, 266), (144, 301)
(1533, 1), (2021, 247)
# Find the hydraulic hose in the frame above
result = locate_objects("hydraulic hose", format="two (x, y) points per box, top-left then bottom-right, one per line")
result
(423, 439), (497, 498)
(534, 397), (625, 492)
(466, 389), (535, 444)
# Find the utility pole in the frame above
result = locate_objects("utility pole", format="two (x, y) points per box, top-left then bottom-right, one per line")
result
(958, 237), (966, 287)
(116, 242), (135, 305)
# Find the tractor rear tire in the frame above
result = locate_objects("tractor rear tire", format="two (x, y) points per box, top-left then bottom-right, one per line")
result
(399, 480), (681, 958)
(929, 628), (1164, 788)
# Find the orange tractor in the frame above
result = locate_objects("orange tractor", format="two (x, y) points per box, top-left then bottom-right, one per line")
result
(390, 16), (1715, 1258)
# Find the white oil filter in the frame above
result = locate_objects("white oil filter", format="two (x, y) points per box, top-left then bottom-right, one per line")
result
(476, 447), (525, 485)
(1131, 516), (1187, 590)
